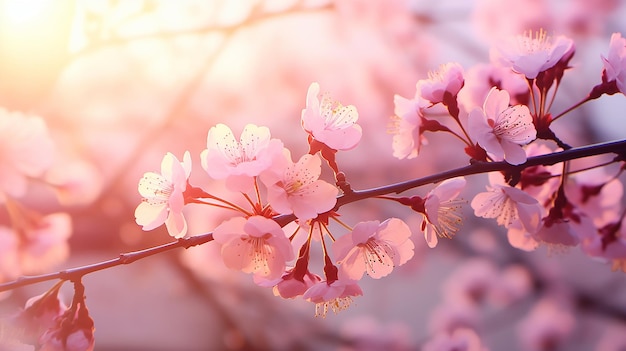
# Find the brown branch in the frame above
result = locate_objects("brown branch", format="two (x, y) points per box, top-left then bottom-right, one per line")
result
(1, 138), (624, 292)
(0, 234), (213, 292)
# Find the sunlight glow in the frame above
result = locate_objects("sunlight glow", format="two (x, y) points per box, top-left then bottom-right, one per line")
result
(0, 0), (54, 26)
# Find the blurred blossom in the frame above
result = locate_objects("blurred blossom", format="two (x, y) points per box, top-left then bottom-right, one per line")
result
(517, 298), (575, 351)
(442, 258), (498, 306)
(489, 264), (533, 306)
(0, 227), (20, 282)
(422, 327), (488, 351)
(45, 159), (103, 206)
(565, 168), (623, 227)
(594, 323), (626, 351)
(17, 212), (72, 275)
(339, 316), (413, 351)
(472, 0), (552, 42)
(0, 108), (55, 200)
(428, 301), (481, 334)
(3, 199), (72, 277)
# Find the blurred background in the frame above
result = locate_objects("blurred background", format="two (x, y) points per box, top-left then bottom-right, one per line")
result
(1, 0), (626, 350)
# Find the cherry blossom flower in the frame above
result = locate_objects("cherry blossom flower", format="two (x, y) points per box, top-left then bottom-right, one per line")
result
(261, 152), (338, 221)
(601, 32), (626, 94)
(492, 30), (575, 79)
(212, 216), (294, 280)
(422, 177), (467, 248)
(417, 62), (465, 104)
(471, 173), (543, 233)
(0, 108), (55, 201)
(301, 82), (362, 151)
(201, 123), (284, 192)
(333, 218), (414, 280)
(467, 87), (536, 165)
(135, 151), (191, 239)
(302, 279), (363, 318)
(390, 91), (430, 159)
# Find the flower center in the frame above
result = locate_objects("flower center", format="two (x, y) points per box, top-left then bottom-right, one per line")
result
(517, 29), (551, 54)
(432, 199), (465, 238)
(314, 296), (354, 318)
(320, 94), (356, 130)
(360, 239), (395, 275)
(139, 174), (173, 205)
(246, 234), (274, 276)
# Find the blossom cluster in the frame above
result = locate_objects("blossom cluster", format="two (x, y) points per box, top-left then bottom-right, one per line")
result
(135, 82), (418, 317)
(133, 31), (626, 323)
(0, 109), (73, 283)
(391, 29), (626, 270)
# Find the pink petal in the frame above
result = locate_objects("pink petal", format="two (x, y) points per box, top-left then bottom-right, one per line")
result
(333, 231), (356, 261)
(134, 201), (168, 230)
(424, 224), (439, 248)
(221, 237), (253, 271)
(350, 221), (380, 244)
(430, 177), (466, 201)
(212, 217), (247, 244)
(501, 139), (528, 165)
(507, 223), (539, 251)
(483, 87), (510, 119)
(165, 211), (187, 238)
(376, 218), (412, 244)
(318, 124), (362, 151)
(339, 247), (367, 280)
(471, 191), (506, 218)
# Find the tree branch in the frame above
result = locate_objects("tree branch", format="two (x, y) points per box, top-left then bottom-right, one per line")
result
(1, 138), (624, 292)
